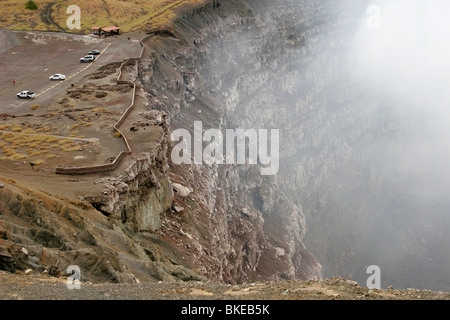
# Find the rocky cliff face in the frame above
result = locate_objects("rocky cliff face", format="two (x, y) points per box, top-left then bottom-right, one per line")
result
(86, 134), (173, 233)
(142, 0), (450, 291)
(137, 0), (346, 284)
(0, 147), (202, 283)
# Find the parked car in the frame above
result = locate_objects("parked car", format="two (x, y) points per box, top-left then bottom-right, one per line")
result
(88, 50), (101, 55)
(49, 73), (66, 80)
(80, 55), (95, 63)
(17, 91), (36, 99)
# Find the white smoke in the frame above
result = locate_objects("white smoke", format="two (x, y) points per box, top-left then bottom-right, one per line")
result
(354, 0), (450, 121)
(349, 0), (450, 290)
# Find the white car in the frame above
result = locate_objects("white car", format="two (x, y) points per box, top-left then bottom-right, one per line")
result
(49, 73), (66, 80)
(80, 55), (95, 63)
(17, 91), (36, 99)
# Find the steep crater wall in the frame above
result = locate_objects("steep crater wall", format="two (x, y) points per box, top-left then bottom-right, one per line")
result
(144, 0), (450, 291)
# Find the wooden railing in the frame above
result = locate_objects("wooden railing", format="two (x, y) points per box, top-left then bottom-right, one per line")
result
(55, 36), (151, 175)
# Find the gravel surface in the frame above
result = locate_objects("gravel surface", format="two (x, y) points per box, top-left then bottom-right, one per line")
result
(0, 271), (448, 300)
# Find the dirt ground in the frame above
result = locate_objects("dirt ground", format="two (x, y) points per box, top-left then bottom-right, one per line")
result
(0, 270), (448, 300)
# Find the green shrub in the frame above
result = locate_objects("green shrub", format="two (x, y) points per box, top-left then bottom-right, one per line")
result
(25, 0), (38, 10)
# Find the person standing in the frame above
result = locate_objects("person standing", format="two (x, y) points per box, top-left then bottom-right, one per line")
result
(12, 79), (15, 86)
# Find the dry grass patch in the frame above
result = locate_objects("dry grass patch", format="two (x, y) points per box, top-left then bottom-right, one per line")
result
(22, 128), (37, 134)
(11, 126), (23, 132)
(0, 130), (84, 161)
(0, 0), (206, 32)
(0, 0), (59, 31)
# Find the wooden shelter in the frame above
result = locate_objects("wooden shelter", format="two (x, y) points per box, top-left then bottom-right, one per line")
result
(92, 26), (120, 36)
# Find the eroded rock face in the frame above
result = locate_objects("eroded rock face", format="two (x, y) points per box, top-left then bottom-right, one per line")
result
(0, 178), (204, 283)
(142, 0), (450, 291)
(88, 150), (173, 233)
(139, 0), (333, 284)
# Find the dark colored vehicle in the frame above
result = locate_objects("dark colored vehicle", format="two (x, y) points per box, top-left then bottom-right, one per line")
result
(88, 50), (101, 55)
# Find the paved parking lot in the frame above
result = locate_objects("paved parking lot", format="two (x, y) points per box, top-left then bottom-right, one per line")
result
(0, 30), (143, 114)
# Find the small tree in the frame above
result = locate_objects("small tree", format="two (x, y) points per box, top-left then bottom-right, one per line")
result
(25, 0), (38, 10)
